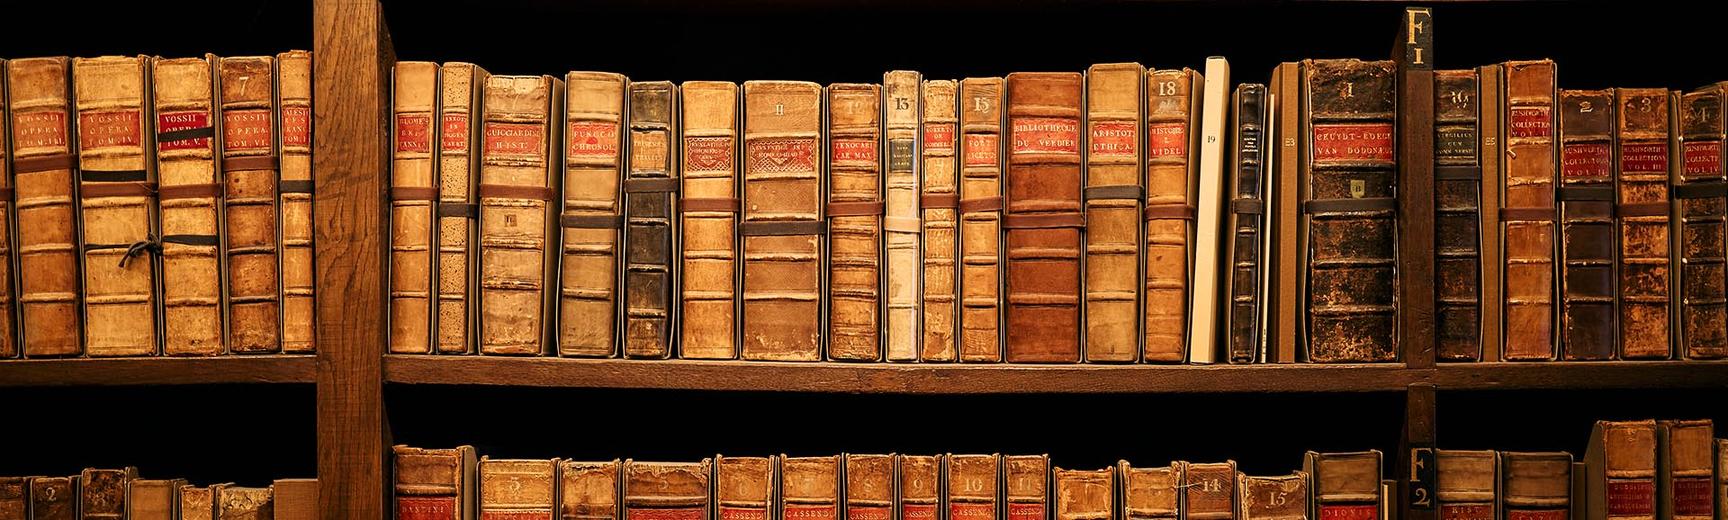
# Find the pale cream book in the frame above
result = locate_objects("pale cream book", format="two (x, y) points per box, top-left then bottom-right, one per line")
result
(1187, 56), (1231, 364)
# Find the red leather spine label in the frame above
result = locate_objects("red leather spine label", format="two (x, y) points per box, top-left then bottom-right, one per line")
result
(1010, 117), (1079, 154)
(481, 513), (552, 520)
(630, 508), (706, 520)
(484, 122), (543, 156)
(1441, 504), (1493, 520)
(951, 503), (995, 520)
(720, 507), (766, 520)
(1090, 121), (1137, 157)
(1506, 510), (1567, 520)
(925, 123), (956, 151)
(14, 110), (67, 149)
(223, 109), (274, 151)
(441, 113), (469, 152)
(1312, 123), (1394, 163)
(396, 114), (432, 153)
(282, 105), (310, 147)
(567, 121), (620, 158)
(1318, 504), (1380, 520)
(1673, 477), (1712, 516)
(1147, 122), (1187, 158)
(964, 134), (999, 166)
(747, 138), (817, 173)
(849, 505), (891, 520)
(1562, 143), (1611, 178)
(1607, 480), (1655, 516)
(159, 111), (212, 151)
(1509, 106), (1553, 139)
(396, 496), (457, 520)
(784, 505), (836, 520)
(831, 138), (878, 163)
(685, 137), (734, 171)
(1684, 141), (1723, 177)
(902, 504), (938, 520)
(1008, 502), (1045, 520)
(78, 109), (141, 148)
(1620, 143), (1670, 174)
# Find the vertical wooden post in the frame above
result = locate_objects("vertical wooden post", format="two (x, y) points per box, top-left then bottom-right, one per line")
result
(1402, 383), (1438, 520)
(1397, 7), (1437, 369)
(315, 0), (393, 517)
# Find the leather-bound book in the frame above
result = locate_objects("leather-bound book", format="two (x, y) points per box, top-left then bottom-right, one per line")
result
(958, 77), (1005, 362)
(845, 455), (893, 520)
(8, 57), (82, 357)
(1053, 467), (1114, 520)
(1499, 453), (1572, 520)
(1120, 462), (1180, 520)
(219, 56), (282, 354)
(1145, 68), (1202, 363)
(782, 457), (839, 520)
(1675, 87), (1728, 359)
(1614, 88), (1674, 360)
(391, 61), (441, 355)
(1190, 57), (1231, 364)
(1436, 451), (1496, 520)
(1084, 63), (1145, 363)
(717, 456), (772, 520)
(395, 445), (479, 520)
(437, 62), (488, 354)
(1006, 455), (1050, 520)
(921, 79), (960, 362)
(678, 81), (742, 360)
(825, 83), (884, 361)
(0, 477), (21, 520)
(182, 484), (224, 520)
(478, 74), (561, 356)
(271, 478), (318, 520)
(558, 72), (624, 357)
(1185, 462), (1239, 520)
(217, 486), (272, 520)
(79, 468), (136, 520)
(625, 460), (711, 520)
(1225, 83), (1268, 363)
(1269, 62), (1302, 363)
(153, 55), (224, 356)
(30, 477), (76, 520)
(947, 455), (999, 520)
(1557, 89), (1617, 361)
(0, 59), (11, 358)
(1585, 420), (1657, 520)
(1715, 440), (1727, 520)
(1434, 70), (1484, 361)
(276, 50), (313, 353)
(73, 56), (158, 357)
(1300, 59), (1399, 362)
(481, 458), (557, 520)
(899, 456), (940, 520)
(1003, 72), (1083, 363)
(1500, 60), (1558, 361)
(624, 81), (678, 358)
(559, 460), (619, 520)
(740, 81), (824, 360)
(128, 478), (185, 520)
(1657, 420), (1714, 520)
(1477, 64), (1505, 362)
(883, 70), (922, 362)
(1239, 473), (1307, 520)
(1305, 452), (1382, 520)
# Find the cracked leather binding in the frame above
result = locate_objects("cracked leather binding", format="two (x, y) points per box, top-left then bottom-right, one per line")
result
(947, 455), (999, 520)
(79, 467), (137, 520)
(30, 476), (76, 520)
(922, 80), (960, 362)
(1304, 452), (1382, 520)
(1145, 68), (1202, 363)
(481, 458), (556, 520)
(220, 56), (282, 354)
(1239, 472), (1307, 520)
(826, 83), (883, 361)
(558, 72), (625, 357)
(1656, 420), (1714, 520)
(1084, 63), (1145, 363)
(883, 71), (921, 361)
(958, 78), (1005, 362)
(1226, 83), (1268, 363)
(1184, 462), (1239, 520)
(1675, 87), (1728, 359)
(782, 457), (838, 520)
(0, 59), (11, 358)
(1615, 88), (1674, 360)
(74, 55), (158, 357)
(846, 454), (893, 520)
(1498, 452), (1571, 520)
(277, 50), (313, 353)
(627, 461), (710, 520)
(394, 445), (478, 520)
(1585, 420), (1657, 520)
(1557, 89), (1617, 361)
(1500, 60), (1558, 361)
(127, 478), (185, 520)
(1435, 451), (1496, 520)
(560, 460), (620, 520)
(717, 456), (772, 520)
(478, 74), (562, 355)
(216, 486), (273, 520)
(741, 81), (824, 361)
(9, 57), (82, 357)
(1301, 59), (1399, 362)
(180, 484), (224, 520)
(154, 55), (225, 356)
(1004, 72), (1083, 363)
(1434, 70), (1484, 361)
(900, 456), (940, 520)
(1053, 467), (1113, 520)
(438, 63), (488, 354)
(679, 81), (741, 360)
(391, 61), (441, 355)
(1006, 455), (1049, 520)
(624, 81), (678, 358)
(1120, 462), (1180, 520)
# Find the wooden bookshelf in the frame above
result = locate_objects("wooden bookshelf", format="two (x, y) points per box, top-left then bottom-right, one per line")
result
(1432, 361), (1728, 390)
(0, 356), (315, 387)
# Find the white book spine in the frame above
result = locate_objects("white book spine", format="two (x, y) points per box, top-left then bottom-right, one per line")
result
(1187, 56), (1231, 364)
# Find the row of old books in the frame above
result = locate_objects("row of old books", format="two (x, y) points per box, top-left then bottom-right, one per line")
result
(0, 53), (315, 359)
(0, 470), (314, 520)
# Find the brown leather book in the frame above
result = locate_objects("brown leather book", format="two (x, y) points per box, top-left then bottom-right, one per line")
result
(153, 55), (224, 356)
(219, 56), (282, 354)
(1006, 455), (1050, 520)
(30, 477), (76, 520)
(1053, 467), (1114, 520)
(783, 456), (839, 520)
(1499, 452), (1572, 520)
(1301, 59), (1398, 362)
(559, 460), (620, 520)
(845, 455), (893, 520)
(678, 81), (741, 360)
(72, 56), (158, 357)
(78, 468), (136, 520)
(8, 57), (82, 357)
(1226, 83), (1269, 363)
(883, 70), (922, 362)
(1436, 450), (1496, 520)
(392, 61), (441, 355)
(1557, 89), (1617, 361)
(1715, 440), (1727, 520)
(1238, 473), (1307, 520)
(947, 455), (999, 520)
(481, 458), (557, 520)
(1004, 72), (1083, 363)
(0, 59), (12, 358)
(899, 456), (940, 520)
(625, 460), (710, 520)
(1146, 68), (1203, 363)
(0, 477), (21, 520)
(1477, 64), (1505, 363)
(741, 81), (824, 361)
(276, 50), (313, 353)
(1434, 70), (1484, 361)
(558, 72), (624, 357)
(271, 478), (318, 520)
(958, 77), (1005, 362)
(1500, 60), (1558, 361)
(717, 456), (772, 520)
(1657, 420), (1714, 520)
(437, 62), (488, 355)
(922, 79), (960, 362)
(478, 74), (561, 356)
(1120, 462), (1180, 520)
(1084, 63), (1145, 362)
(1615, 88), (1674, 360)
(826, 83), (884, 361)
(216, 486), (272, 520)
(1585, 420), (1657, 520)
(181, 484), (224, 520)
(1675, 87), (1728, 360)
(394, 445), (479, 520)
(127, 478), (185, 520)
(1185, 462), (1239, 520)
(1305, 451), (1382, 520)
(624, 81), (678, 358)
(1269, 62), (1302, 363)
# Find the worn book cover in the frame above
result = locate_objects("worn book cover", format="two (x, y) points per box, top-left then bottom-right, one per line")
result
(559, 460), (619, 520)
(126, 478), (185, 520)
(391, 61), (441, 355)
(1477, 64), (1506, 362)
(1003, 72), (1083, 363)
(480, 458), (557, 520)
(153, 55), (225, 356)
(216, 485), (272, 520)
(1053, 467), (1114, 520)
(0, 57), (10, 358)
(1144, 68), (1203, 363)
(1615, 88), (1674, 360)
(1185, 462), (1239, 520)
(1084, 63), (1145, 363)
(845, 455), (893, 520)
(558, 72), (624, 357)
(30, 476), (76, 520)
(625, 461), (710, 520)
(623, 81), (678, 358)
(782, 457), (838, 520)
(478, 74), (561, 356)
(1226, 83), (1268, 363)
(1239, 473), (1307, 520)
(394, 445), (478, 520)
(1436, 450), (1496, 520)
(219, 55), (282, 354)
(717, 456), (772, 520)
(1006, 455), (1049, 520)
(900, 456), (940, 520)
(73, 55), (158, 357)
(1269, 62), (1303, 363)
(437, 62), (488, 355)
(947, 455), (999, 520)
(1674, 87), (1728, 359)
(883, 70), (922, 362)
(958, 77), (1005, 362)
(826, 83), (884, 361)
(921, 79), (960, 362)
(678, 81), (741, 360)
(0, 477), (23, 520)
(271, 478), (318, 520)
(1305, 451), (1382, 520)
(276, 50), (313, 353)
(740, 81), (824, 361)
(1557, 89), (1617, 361)
(1585, 420), (1657, 520)
(1434, 70), (1484, 361)
(79, 467), (137, 520)
(8, 57), (82, 357)
(1500, 60), (1558, 361)
(1121, 462), (1180, 520)
(1656, 420), (1714, 520)
(1499, 452), (1571, 520)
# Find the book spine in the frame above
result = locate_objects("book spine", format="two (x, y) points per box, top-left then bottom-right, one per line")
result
(1239, 473), (1307, 520)
(1190, 58), (1231, 365)
(677, 81), (741, 360)
(717, 457), (771, 520)
(1477, 65), (1505, 362)
(1120, 463), (1180, 520)
(215, 486), (273, 520)
(1185, 462), (1239, 520)
(958, 78), (1004, 362)
(947, 455), (999, 520)
(1433, 70), (1484, 361)
(73, 55), (158, 357)
(1556, 89), (1617, 360)
(557, 72), (625, 357)
(782, 457), (839, 520)
(1003, 72), (1083, 363)
(436, 62), (483, 354)
(921, 80), (960, 362)
(883, 70), (922, 362)
(0, 59), (11, 359)
(623, 81), (677, 359)
(559, 460), (620, 520)
(1144, 69), (1198, 362)
(394, 446), (472, 520)
(1301, 59), (1399, 362)
(0, 477), (26, 519)
(1658, 421), (1715, 520)
(1498, 453), (1571, 520)
(825, 83), (883, 361)
(79, 468), (132, 520)
(739, 81), (824, 361)
(481, 459), (557, 520)
(1615, 88), (1674, 360)
(478, 75), (560, 356)
(180, 485), (219, 520)
(153, 55), (224, 356)
(626, 461), (710, 520)
(1434, 451), (1496, 520)
(1599, 421), (1657, 520)
(1307, 452), (1382, 520)
(1006, 456), (1050, 520)
(1271, 64), (1302, 364)
(899, 456), (941, 520)
(1083, 63), (1145, 363)
(845, 455), (894, 520)
(8, 57), (82, 357)
(390, 62), (440, 355)
(1227, 84), (1267, 363)
(1053, 468), (1113, 520)
(31, 477), (76, 520)
(219, 55), (282, 354)
(276, 50), (313, 353)
(1500, 60), (1558, 361)
(1675, 88), (1728, 359)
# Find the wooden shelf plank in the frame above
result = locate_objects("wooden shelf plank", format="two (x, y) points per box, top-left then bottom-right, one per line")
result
(1433, 361), (1728, 390)
(384, 355), (1417, 393)
(0, 356), (315, 387)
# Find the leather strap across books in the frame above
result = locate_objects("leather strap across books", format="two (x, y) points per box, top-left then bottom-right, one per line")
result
(959, 196), (1003, 214)
(438, 202), (478, 218)
(478, 183), (554, 200)
(561, 214), (623, 229)
(223, 155), (278, 172)
(161, 234), (220, 246)
(1302, 197), (1396, 214)
(1084, 184), (1144, 201)
(86, 235), (161, 268)
(1144, 203), (1194, 220)
(158, 183), (223, 200)
(157, 125), (215, 143)
(624, 177), (679, 193)
(79, 182), (156, 199)
(1618, 202), (1668, 217)
(920, 193), (959, 208)
(13, 154), (75, 174)
(1500, 207), (1555, 221)
(1673, 181), (1728, 199)
(82, 169), (148, 182)
(682, 197), (739, 213)
(740, 220), (825, 236)
(1232, 199), (1265, 215)
(1564, 203), (1613, 219)
(1002, 212), (1084, 229)
(0, 187), (13, 199)
(392, 186), (438, 201)
(1434, 165), (1481, 180)
(279, 180), (314, 194)
(1557, 185), (1613, 201)
(826, 200), (885, 217)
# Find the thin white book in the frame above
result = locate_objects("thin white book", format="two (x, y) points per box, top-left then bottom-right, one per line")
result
(1257, 91), (1278, 363)
(1187, 56), (1230, 364)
